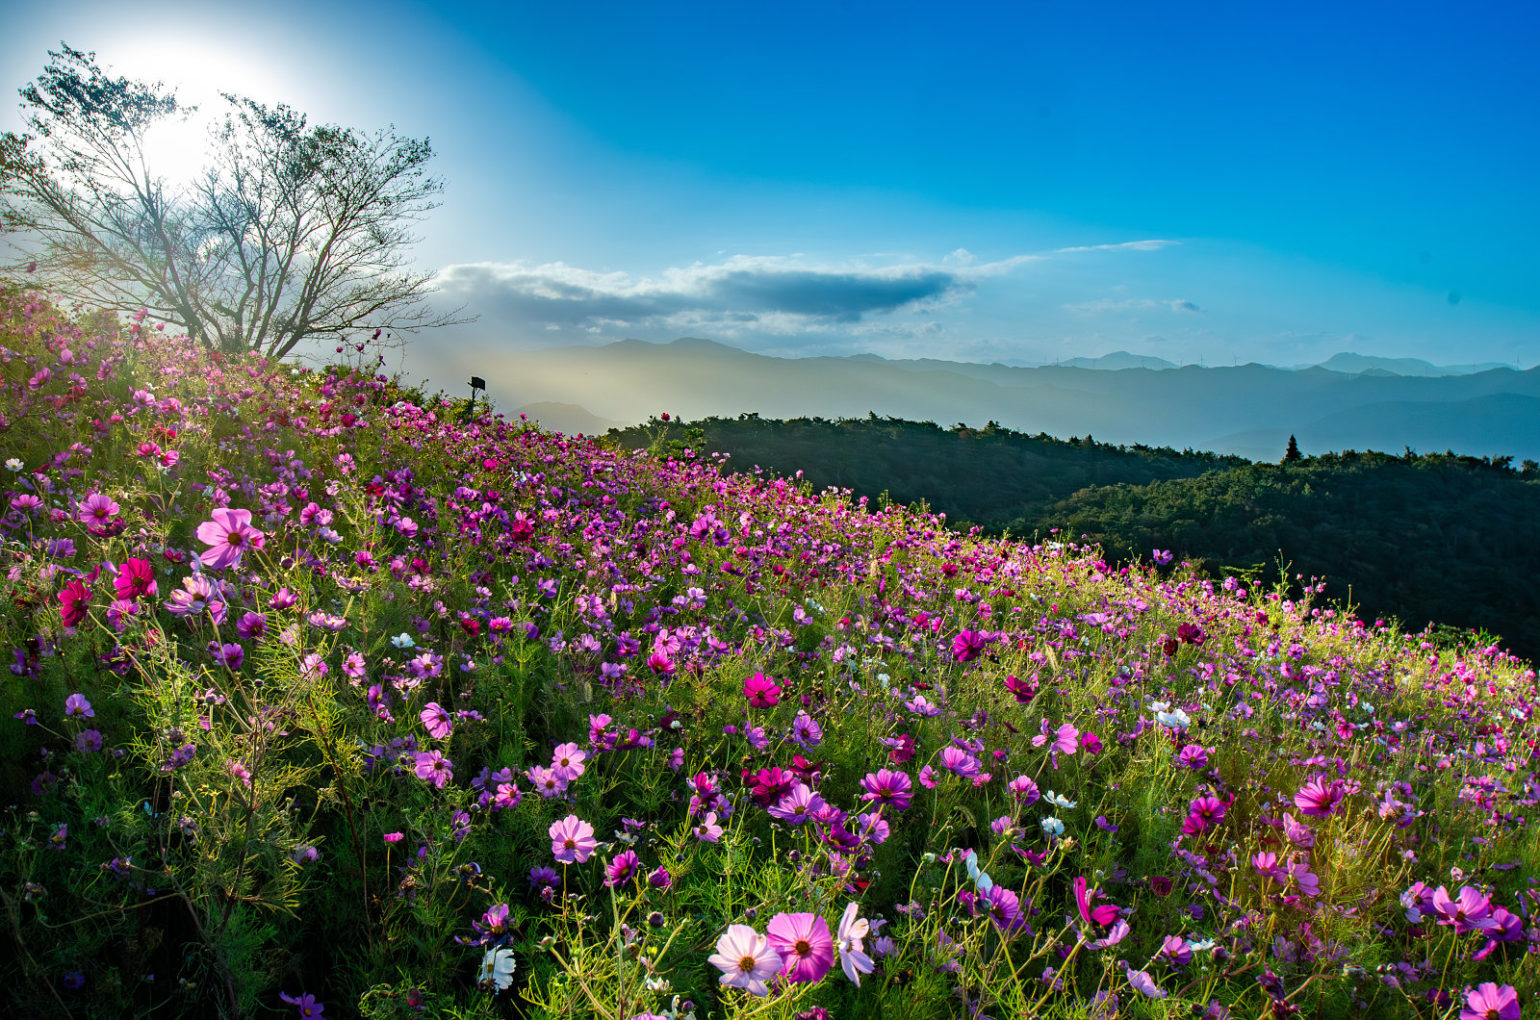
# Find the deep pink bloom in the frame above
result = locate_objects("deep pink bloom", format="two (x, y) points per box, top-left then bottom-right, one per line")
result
(1461, 983), (1520, 1020)
(1075, 876), (1119, 927)
(113, 558), (157, 601)
(1182, 795), (1227, 835)
(743, 672), (783, 708)
(1294, 775), (1344, 817)
(605, 849), (640, 887)
(765, 912), (835, 984)
(195, 508), (265, 570)
(549, 814), (597, 864)
(1052, 722), (1080, 755)
(950, 629), (988, 663)
(708, 924), (782, 996)
(59, 580), (91, 628)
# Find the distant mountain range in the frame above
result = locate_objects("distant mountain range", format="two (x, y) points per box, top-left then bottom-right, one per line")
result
(491, 337), (1540, 462)
(1031, 349), (1516, 375)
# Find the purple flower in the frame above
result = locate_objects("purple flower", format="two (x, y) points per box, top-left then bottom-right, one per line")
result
(74, 729), (103, 753)
(1432, 885), (1495, 934)
(766, 783), (824, 825)
(789, 711), (823, 749)
(413, 750), (454, 789)
(859, 769), (913, 811)
(64, 693), (93, 719)
(950, 628), (988, 663)
(1127, 969), (1167, 999)
(279, 991), (325, 1018)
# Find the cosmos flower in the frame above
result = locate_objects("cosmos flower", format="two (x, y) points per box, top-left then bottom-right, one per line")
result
(835, 902), (874, 984)
(195, 508), (265, 570)
(707, 924), (782, 996)
(549, 814), (598, 864)
(477, 947), (516, 992)
(765, 912), (835, 984)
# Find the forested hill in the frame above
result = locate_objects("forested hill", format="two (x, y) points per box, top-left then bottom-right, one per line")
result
(609, 415), (1540, 662)
(608, 414), (1247, 524)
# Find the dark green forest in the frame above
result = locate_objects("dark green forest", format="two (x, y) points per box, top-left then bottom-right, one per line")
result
(610, 415), (1540, 663)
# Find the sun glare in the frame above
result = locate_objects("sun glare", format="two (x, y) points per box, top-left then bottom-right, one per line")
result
(102, 38), (303, 192)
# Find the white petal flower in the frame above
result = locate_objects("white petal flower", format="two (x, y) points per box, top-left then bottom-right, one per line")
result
(478, 947), (516, 991)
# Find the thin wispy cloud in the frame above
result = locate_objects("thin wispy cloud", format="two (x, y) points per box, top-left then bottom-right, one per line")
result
(1054, 240), (1180, 254)
(1064, 297), (1203, 315)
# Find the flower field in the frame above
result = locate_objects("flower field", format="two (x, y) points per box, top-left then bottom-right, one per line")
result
(1, 290), (1536, 1019)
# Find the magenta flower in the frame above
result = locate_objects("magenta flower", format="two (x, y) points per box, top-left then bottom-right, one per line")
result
(1074, 876), (1119, 927)
(59, 580), (91, 628)
(860, 769), (913, 811)
(113, 558), (157, 601)
(985, 884), (1026, 933)
(419, 702), (453, 740)
(413, 750), (454, 789)
(77, 492), (120, 527)
(1293, 775), (1344, 817)
(1461, 983), (1520, 1020)
(765, 912), (835, 984)
(707, 924), (782, 996)
(950, 628), (988, 663)
(605, 849), (640, 887)
(195, 508), (265, 570)
(939, 746), (981, 780)
(1159, 934), (1193, 965)
(743, 671), (782, 708)
(1432, 885), (1495, 934)
(549, 814), (597, 864)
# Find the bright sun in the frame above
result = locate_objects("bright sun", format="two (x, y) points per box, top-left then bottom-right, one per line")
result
(102, 40), (302, 192)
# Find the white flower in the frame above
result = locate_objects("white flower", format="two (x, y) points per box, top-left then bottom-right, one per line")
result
(4, 458), (21, 472)
(1046, 789), (1078, 810)
(1041, 815), (1064, 837)
(391, 633), (416, 649)
(1156, 708), (1191, 730)
(478, 947), (516, 991)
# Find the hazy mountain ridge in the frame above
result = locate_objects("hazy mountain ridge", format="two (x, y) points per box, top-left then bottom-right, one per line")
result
(502, 337), (1540, 461)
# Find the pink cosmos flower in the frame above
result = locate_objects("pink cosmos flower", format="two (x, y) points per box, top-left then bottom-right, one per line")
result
(765, 912), (835, 984)
(113, 558), (157, 601)
(605, 849), (640, 887)
(195, 508), (265, 570)
(766, 783), (824, 825)
(419, 702), (453, 740)
(549, 814), (597, 864)
(707, 924), (782, 996)
(77, 492), (120, 527)
(550, 742), (587, 782)
(1075, 876), (1119, 927)
(1052, 722), (1080, 755)
(693, 812), (724, 842)
(1294, 775), (1344, 817)
(1461, 983), (1520, 1020)
(743, 671), (782, 707)
(1432, 885), (1496, 934)
(59, 580), (91, 628)
(413, 750), (453, 789)
(860, 769), (913, 811)
(1127, 969), (1167, 999)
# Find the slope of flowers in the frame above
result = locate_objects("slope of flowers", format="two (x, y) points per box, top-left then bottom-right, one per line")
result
(1, 290), (1537, 1020)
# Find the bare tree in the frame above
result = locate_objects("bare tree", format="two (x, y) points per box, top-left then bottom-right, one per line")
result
(1, 46), (465, 359)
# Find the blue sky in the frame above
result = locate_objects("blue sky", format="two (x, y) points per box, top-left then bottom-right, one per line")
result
(4, 0), (1538, 370)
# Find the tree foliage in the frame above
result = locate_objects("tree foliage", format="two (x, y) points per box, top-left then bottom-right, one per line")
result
(0, 46), (463, 358)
